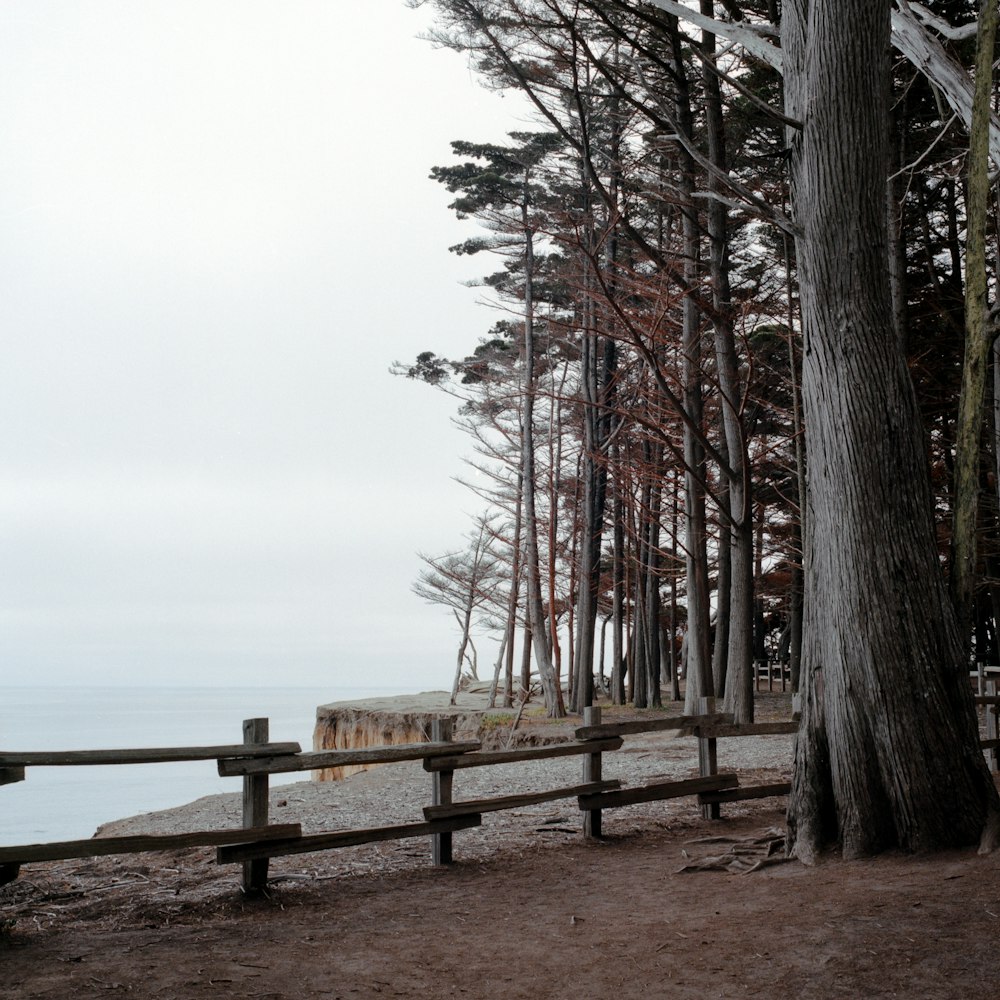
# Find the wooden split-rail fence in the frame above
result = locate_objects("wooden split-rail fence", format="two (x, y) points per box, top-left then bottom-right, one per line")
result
(0, 698), (794, 893)
(2, 691), (997, 896)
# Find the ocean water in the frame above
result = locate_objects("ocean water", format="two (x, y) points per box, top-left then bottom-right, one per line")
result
(0, 684), (409, 846)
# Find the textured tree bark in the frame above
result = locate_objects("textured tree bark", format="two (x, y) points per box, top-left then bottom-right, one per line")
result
(610, 438), (627, 705)
(949, 0), (998, 648)
(783, 0), (1000, 860)
(572, 94), (620, 714)
(632, 453), (653, 708)
(700, 0), (754, 725)
(670, 28), (713, 715)
(572, 324), (601, 713)
(502, 473), (524, 709)
(711, 467), (731, 698)
(520, 194), (564, 717)
(784, 235), (806, 693)
(645, 466), (664, 708)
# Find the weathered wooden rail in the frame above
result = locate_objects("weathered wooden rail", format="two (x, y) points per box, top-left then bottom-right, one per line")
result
(0, 700), (799, 893)
(0, 727), (309, 890)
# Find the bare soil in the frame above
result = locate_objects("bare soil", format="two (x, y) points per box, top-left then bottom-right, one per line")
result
(3, 694), (999, 999)
(4, 812), (999, 1000)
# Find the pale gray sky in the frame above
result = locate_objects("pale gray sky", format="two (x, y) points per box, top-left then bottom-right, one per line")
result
(0, 1), (525, 690)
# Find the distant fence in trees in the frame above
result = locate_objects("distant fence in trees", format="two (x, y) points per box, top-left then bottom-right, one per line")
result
(2, 692), (997, 898)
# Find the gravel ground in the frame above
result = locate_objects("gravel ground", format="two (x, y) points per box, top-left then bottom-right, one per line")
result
(93, 725), (793, 861)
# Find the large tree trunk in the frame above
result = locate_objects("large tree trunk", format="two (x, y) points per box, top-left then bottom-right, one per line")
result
(783, 0), (999, 861)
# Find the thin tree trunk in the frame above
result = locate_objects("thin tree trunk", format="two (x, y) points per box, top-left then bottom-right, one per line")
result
(502, 474), (525, 709)
(450, 603), (474, 706)
(785, 233), (806, 692)
(701, 0), (753, 723)
(670, 478), (682, 701)
(573, 322), (601, 711)
(611, 439), (627, 705)
(672, 30), (712, 713)
(488, 629), (508, 709)
(950, 0), (999, 649)
(646, 471), (663, 708)
(520, 191), (563, 717)
(712, 442), (732, 698)
(632, 455), (652, 708)
(520, 625), (532, 697)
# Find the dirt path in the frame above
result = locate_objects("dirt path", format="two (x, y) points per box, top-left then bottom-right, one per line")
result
(4, 804), (999, 1000)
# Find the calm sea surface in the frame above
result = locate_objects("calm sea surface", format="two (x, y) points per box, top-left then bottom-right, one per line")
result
(0, 685), (410, 845)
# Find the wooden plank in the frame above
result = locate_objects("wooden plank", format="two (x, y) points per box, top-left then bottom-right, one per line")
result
(217, 815), (482, 864)
(0, 766), (25, 785)
(582, 707), (603, 839)
(423, 780), (621, 822)
(218, 740), (482, 777)
(698, 696), (720, 821)
(974, 696), (1000, 705)
(574, 712), (733, 741)
(695, 721), (799, 738)
(697, 782), (791, 805)
(0, 824), (302, 865)
(980, 738), (1000, 750)
(423, 738), (624, 772)
(0, 743), (301, 767)
(242, 718), (270, 893)
(578, 773), (738, 811)
(431, 718), (453, 866)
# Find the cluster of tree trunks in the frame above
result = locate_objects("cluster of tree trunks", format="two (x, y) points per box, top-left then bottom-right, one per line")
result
(402, 0), (1000, 856)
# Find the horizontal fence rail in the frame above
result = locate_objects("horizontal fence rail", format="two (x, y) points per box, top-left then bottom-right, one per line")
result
(422, 738), (625, 771)
(217, 741), (481, 777)
(0, 744), (301, 767)
(0, 824), (303, 865)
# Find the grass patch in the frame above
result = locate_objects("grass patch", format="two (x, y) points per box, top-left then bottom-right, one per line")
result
(479, 712), (516, 732)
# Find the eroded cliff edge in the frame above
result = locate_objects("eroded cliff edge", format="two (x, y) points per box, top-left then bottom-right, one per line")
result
(313, 689), (571, 781)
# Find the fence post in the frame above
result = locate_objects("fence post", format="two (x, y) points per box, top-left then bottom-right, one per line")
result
(431, 718), (454, 865)
(242, 717), (269, 894)
(697, 696), (720, 820)
(582, 706), (602, 839)
(988, 679), (998, 774)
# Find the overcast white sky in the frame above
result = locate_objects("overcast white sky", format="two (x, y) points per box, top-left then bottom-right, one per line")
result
(0, 1), (528, 691)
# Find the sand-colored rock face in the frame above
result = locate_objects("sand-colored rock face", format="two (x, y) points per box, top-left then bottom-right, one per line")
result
(313, 691), (489, 781)
(312, 689), (569, 781)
